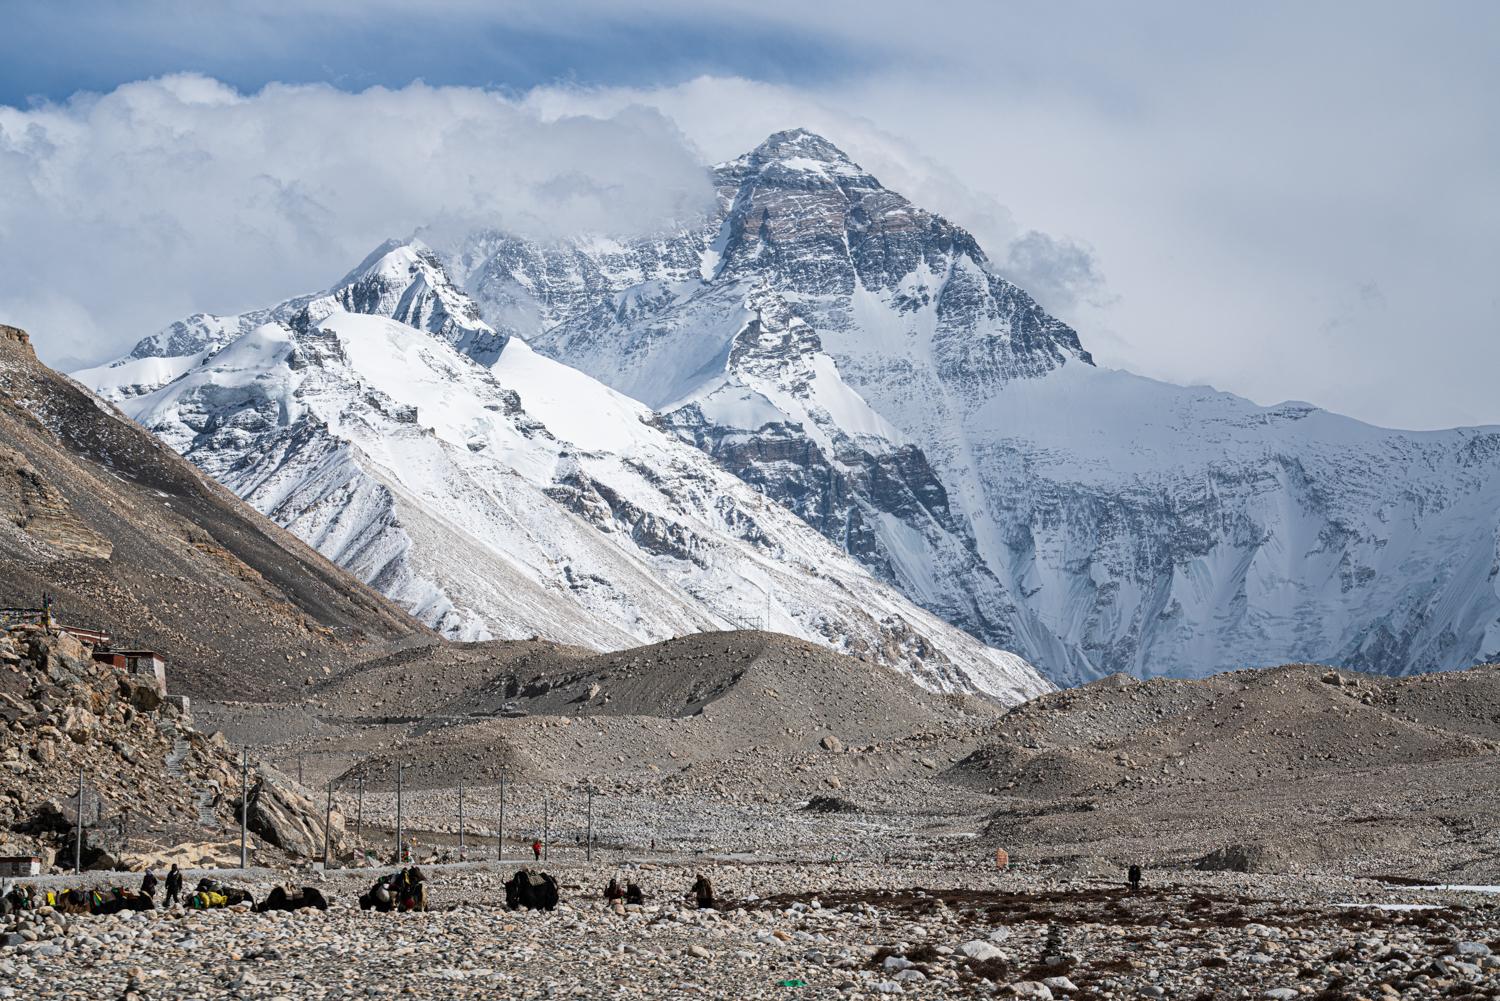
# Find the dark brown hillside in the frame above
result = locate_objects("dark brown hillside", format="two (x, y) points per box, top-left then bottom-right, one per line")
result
(0, 324), (428, 698)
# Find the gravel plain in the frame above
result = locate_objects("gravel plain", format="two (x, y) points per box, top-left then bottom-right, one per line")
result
(6, 853), (1500, 1000)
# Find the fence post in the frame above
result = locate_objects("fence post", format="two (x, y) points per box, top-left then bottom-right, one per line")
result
(457, 777), (465, 858)
(497, 768), (506, 861)
(395, 762), (404, 865)
(543, 791), (550, 862)
(356, 772), (365, 844)
(323, 778), (332, 869)
(586, 787), (594, 863)
(239, 749), (249, 869)
(74, 769), (84, 873)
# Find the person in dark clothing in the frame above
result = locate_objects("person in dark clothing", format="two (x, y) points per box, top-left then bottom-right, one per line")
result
(603, 878), (623, 902)
(164, 864), (183, 907)
(140, 870), (159, 900)
(1127, 863), (1142, 893)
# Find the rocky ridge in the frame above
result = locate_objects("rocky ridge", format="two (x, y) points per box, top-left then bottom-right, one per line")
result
(0, 323), (426, 699)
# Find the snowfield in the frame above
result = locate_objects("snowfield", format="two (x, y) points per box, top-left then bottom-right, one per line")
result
(82, 243), (1050, 704)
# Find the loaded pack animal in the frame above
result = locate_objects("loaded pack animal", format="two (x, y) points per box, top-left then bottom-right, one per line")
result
(359, 867), (427, 913)
(504, 868), (559, 911)
(691, 874), (716, 910)
(94, 888), (155, 914)
(50, 887), (154, 915)
(625, 882), (645, 905)
(0, 884), (35, 915)
(255, 885), (330, 913)
(189, 878), (255, 909)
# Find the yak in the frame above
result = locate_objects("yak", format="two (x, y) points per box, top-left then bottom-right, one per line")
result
(359, 867), (426, 913)
(255, 886), (329, 913)
(504, 868), (558, 911)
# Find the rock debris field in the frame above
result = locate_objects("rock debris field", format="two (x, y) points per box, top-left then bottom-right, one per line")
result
(5, 860), (1500, 1000)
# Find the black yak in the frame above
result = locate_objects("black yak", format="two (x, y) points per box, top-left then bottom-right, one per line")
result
(504, 868), (558, 911)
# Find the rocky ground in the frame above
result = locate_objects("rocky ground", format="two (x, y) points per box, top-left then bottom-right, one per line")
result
(4, 858), (1499, 999)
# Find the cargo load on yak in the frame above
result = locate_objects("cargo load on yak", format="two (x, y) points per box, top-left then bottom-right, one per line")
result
(359, 867), (427, 913)
(505, 868), (559, 911)
(255, 885), (330, 913)
(190, 878), (254, 909)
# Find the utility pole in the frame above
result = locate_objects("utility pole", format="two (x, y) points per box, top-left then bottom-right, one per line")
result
(394, 762), (404, 865)
(586, 787), (594, 863)
(355, 772), (365, 844)
(239, 749), (249, 869)
(457, 777), (465, 858)
(322, 778), (332, 869)
(497, 767), (507, 861)
(543, 791), (550, 862)
(298, 754), (304, 785)
(74, 769), (84, 874)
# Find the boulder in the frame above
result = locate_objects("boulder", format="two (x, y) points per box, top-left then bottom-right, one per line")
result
(120, 674), (163, 712)
(819, 735), (844, 752)
(236, 769), (345, 858)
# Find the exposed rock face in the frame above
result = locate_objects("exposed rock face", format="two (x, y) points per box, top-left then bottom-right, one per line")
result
(0, 446), (112, 560)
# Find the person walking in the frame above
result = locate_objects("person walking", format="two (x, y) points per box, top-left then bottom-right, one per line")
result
(531, 838), (542, 862)
(164, 863), (183, 907)
(1127, 863), (1142, 893)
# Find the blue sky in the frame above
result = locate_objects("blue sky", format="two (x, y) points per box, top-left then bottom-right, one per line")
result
(2, 1), (1497, 429)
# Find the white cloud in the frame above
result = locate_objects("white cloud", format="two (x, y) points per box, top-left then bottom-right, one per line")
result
(0, 75), (713, 366)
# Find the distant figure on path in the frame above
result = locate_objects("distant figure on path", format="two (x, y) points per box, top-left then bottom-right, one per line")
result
(164, 864), (183, 907)
(532, 838), (542, 862)
(140, 869), (158, 900)
(1128, 863), (1142, 893)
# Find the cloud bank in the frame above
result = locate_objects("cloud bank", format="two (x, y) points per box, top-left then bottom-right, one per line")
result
(0, 75), (713, 366)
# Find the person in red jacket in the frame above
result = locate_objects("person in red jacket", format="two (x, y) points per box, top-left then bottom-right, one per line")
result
(531, 838), (542, 861)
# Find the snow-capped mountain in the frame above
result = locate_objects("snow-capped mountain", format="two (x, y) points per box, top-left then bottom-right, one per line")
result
(444, 129), (1500, 686)
(77, 241), (1050, 703)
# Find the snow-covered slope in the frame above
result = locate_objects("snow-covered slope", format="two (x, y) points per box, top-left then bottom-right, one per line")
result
(450, 129), (1500, 686)
(79, 246), (1050, 703)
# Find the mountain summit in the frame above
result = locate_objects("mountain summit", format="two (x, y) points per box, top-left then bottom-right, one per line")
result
(444, 130), (1500, 686)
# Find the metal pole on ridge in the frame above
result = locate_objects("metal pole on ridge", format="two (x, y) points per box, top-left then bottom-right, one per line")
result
(323, 778), (333, 868)
(458, 777), (465, 857)
(586, 787), (594, 863)
(497, 768), (507, 861)
(74, 769), (84, 873)
(239, 749), (249, 869)
(395, 762), (405, 865)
